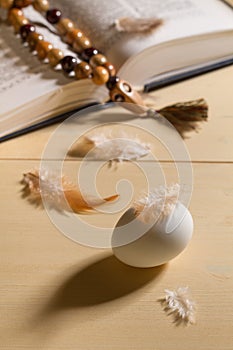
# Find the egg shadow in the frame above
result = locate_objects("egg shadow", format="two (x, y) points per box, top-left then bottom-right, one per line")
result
(43, 254), (166, 316)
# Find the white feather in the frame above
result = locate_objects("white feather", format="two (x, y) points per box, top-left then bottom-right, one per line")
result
(133, 184), (180, 224)
(86, 131), (150, 162)
(163, 287), (196, 324)
(22, 169), (119, 213)
(114, 17), (163, 33)
(22, 169), (74, 210)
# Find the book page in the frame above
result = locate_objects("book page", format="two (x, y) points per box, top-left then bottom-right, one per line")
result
(53, 0), (210, 50)
(108, 0), (233, 67)
(53, 0), (233, 66)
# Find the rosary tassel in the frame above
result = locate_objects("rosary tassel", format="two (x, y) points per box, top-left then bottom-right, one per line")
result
(109, 81), (209, 137)
(156, 98), (208, 137)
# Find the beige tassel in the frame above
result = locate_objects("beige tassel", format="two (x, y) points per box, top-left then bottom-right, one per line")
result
(21, 169), (118, 213)
(114, 17), (163, 33)
(143, 98), (208, 138)
(156, 98), (208, 137)
(109, 80), (208, 138)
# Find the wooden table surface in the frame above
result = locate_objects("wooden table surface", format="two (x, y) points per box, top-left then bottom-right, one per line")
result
(1, 66), (233, 350)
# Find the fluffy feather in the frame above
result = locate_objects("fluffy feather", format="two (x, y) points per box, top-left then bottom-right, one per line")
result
(161, 287), (196, 325)
(69, 131), (151, 163)
(114, 17), (163, 33)
(133, 184), (180, 224)
(22, 169), (118, 213)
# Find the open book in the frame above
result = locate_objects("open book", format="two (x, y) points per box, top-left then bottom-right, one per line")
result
(0, 0), (233, 141)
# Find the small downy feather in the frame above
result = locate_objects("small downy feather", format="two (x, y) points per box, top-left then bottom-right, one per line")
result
(161, 287), (196, 325)
(133, 184), (180, 224)
(114, 17), (163, 33)
(22, 169), (118, 213)
(145, 98), (208, 138)
(69, 131), (151, 163)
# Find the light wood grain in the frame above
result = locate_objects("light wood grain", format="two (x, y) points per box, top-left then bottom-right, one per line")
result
(1, 66), (233, 350)
(0, 161), (233, 349)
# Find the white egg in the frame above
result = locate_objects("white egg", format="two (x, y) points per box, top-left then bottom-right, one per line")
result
(112, 202), (193, 268)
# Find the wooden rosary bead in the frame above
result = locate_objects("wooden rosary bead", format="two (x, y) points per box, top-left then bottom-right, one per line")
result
(65, 28), (83, 45)
(47, 48), (64, 67)
(75, 62), (92, 80)
(13, 0), (33, 8)
(0, 0), (13, 9)
(81, 47), (98, 61)
(56, 18), (74, 36)
(89, 53), (107, 68)
(4, 1), (141, 113)
(8, 7), (23, 24)
(27, 32), (44, 50)
(20, 24), (35, 41)
(61, 55), (77, 73)
(46, 8), (62, 24)
(8, 8), (29, 33)
(33, 0), (49, 13)
(103, 62), (116, 77)
(92, 66), (109, 85)
(36, 40), (53, 60)
(106, 76), (120, 90)
(73, 35), (92, 53)
(13, 15), (29, 33)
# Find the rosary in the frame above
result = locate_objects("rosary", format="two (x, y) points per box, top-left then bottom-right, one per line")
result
(0, 0), (208, 135)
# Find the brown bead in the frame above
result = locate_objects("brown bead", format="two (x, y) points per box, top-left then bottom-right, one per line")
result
(46, 8), (62, 24)
(106, 76), (120, 90)
(92, 66), (109, 86)
(8, 8), (23, 24)
(47, 48), (64, 67)
(13, 0), (33, 8)
(33, 0), (49, 12)
(36, 40), (53, 60)
(75, 62), (92, 80)
(89, 54), (107, 68)
(27, 32), (44, 50)
(0, 0), (13, 9)
(56, 18), (74, 36)
(8, 8), (29, 33)
(64, 28), (83, 45)
(61, 56), (77, 73)
(73, 35), (92, 53)
(103, 62), (116, 77)
(13, 16), (29, 33)
(20, 24), (35, 41)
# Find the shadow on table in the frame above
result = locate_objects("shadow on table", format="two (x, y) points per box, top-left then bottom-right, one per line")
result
(43, 254), (166, 313)
(27, 254), (167, 345)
